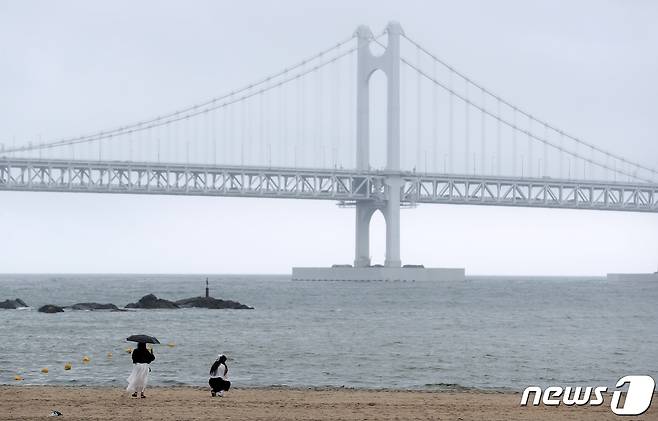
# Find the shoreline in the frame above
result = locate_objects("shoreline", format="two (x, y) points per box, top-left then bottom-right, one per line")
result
(3, 385), (657, 420)
(0, 383), (511, 393)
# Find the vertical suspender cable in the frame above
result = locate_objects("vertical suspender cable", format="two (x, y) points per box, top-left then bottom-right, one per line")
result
(186, 117), (191, 165)
(229, 94), (234, 165)
(222, 101), (227, 165)
(334, 51), (340, 168)
(496, 98), (501, 175)
(512, 108), (517, 176)
(527, 116), (533, 177)
(416, 47), (422, 172)
(401, 57), (406, 169)
(349, 49), (354, 169)
(573, 140), (578, 181)
(613, 157), (617, 182)
(448, 71), (454, 173)
(255, 88), (263, 167)
(205, 109), (210, 165)
(543, 124), (548, 177)
(559, 131), (564, 179)
(242, 99), (247, 166)
(108, 134), (113, 162)
(167, 123), (171, 164)
(480, 88), (485, 175)
(157, 125), (161, 164)
(202, 110), (207, 165)
(589, 145), (594, 180)
(259, 92), (264, 167)
(317, 54), (323, 167)
(294, 76), (302, 167)
(296, 72), (301, 168)
(432, 60), (438, 173)
(464, 79), (470, 174)
(301, 69), (306, 167)
(212, 106), (217, 165)
(193, 114), (198, 164)
(281, 75), (287, 167)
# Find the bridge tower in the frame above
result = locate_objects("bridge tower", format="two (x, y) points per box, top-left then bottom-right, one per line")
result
(354, 22), (403, 268)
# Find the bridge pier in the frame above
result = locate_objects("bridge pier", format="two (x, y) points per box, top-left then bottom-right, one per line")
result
(354, 202), (374, 268)
(384, 176), (401, 268)
(354, 188), (401, 268)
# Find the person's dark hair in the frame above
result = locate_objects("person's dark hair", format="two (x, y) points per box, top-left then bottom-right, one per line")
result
(210, 355), (228, 376)
(137, 342), (146, 350)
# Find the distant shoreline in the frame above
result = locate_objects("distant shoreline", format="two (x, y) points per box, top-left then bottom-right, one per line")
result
(0, 273), (620, 279)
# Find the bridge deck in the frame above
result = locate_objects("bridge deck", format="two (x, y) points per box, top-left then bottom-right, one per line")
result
(1, 158), (657, 212)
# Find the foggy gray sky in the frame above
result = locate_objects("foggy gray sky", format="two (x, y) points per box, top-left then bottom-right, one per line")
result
(1, 0), (657, 275)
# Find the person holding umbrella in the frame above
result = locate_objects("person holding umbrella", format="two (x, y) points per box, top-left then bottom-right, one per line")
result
(126, 335), (158, 398)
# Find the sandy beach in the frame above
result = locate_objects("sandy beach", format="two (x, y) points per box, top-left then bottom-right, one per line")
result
(2, 386), (656, 420)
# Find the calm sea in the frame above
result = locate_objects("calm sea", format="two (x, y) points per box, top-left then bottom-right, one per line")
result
(0, 274), (656, 390)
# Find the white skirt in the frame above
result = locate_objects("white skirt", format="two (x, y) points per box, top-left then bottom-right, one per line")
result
(126, 363), (150, 393)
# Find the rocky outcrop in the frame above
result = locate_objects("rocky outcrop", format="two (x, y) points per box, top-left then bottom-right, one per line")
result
(38, 304), (64, 313)
(126, 294), (179, 309)
(175, 296), (253, 310)
(69, 302), (118, 311)
(0, 298), (28, 309)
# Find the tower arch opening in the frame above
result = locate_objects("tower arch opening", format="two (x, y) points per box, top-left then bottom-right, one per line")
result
(368, 209), (387, 265)
(368, 69), (388, 170)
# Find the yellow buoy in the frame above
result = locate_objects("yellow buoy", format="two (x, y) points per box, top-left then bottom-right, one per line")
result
(125, 347), (133, 354)
(14, 375), (23, 381)
(107, 352), (113, 358)
(82, 356), (90, 363)
(64, 362), (72, 370)
(41, 368), (49, 374)
(166, 342), (176, 348)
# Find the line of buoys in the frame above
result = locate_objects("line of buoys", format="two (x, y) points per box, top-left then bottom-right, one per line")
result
(11, 342), (176, 381)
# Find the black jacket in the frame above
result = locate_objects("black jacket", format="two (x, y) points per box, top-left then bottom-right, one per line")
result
(132, 347), (155, 364)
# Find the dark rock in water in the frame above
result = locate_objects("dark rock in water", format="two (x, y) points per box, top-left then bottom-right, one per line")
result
(175, 296), (253, 310)
(126, 294), (179, 309)
(70, 302), (118, 311)
(38, 304), (64, 313)
(0, 298), (28, 309)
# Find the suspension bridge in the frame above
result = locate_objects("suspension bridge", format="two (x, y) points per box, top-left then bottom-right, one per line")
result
(2, 22), (656, 279)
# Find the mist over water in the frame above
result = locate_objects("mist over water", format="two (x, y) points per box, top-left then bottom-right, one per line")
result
(0, 275), (656, 390)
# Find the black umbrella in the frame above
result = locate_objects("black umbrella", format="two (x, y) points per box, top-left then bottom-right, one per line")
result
(126, 334), (160, 344)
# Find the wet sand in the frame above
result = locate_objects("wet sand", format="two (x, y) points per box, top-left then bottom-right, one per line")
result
(1, 386), (656, 420)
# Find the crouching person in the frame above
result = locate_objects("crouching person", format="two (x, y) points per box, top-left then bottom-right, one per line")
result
(209, 354), (231, 397)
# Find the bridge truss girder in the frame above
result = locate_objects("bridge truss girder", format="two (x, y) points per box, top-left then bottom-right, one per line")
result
(0, 158), (383, 201)
(1, 158), (657, 212)
(401, 174), (658, 212)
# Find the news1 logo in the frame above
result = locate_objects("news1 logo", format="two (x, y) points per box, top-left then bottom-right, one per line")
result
(520, 375), (655, 416)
